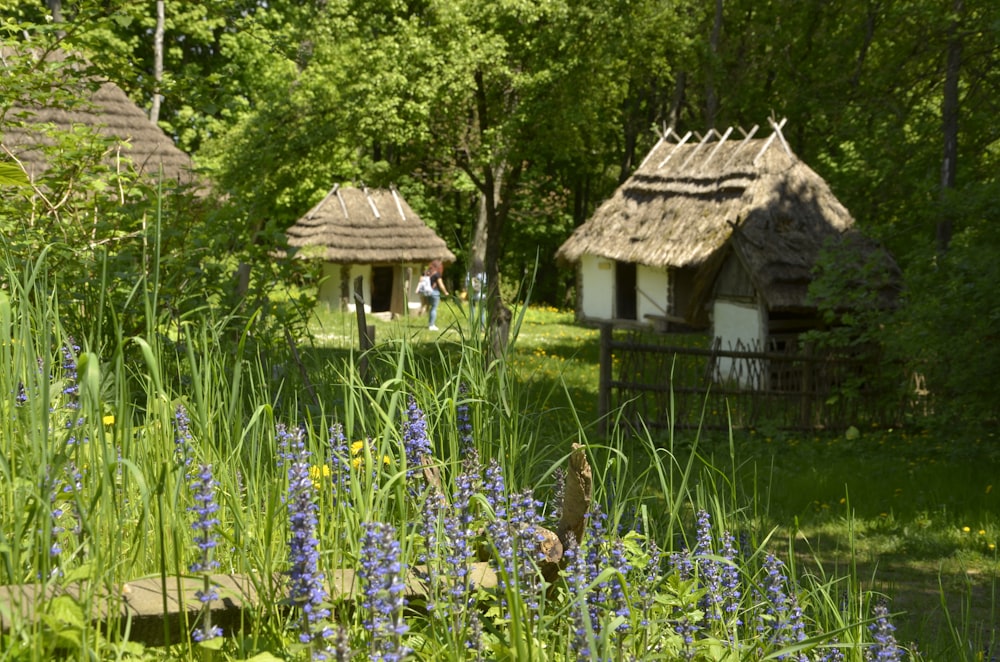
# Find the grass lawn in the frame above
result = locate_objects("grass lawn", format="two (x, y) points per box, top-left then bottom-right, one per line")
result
(307, 302), (1000, 656)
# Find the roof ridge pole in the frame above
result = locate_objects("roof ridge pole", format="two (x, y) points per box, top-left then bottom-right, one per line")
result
(699, 125), (734, 172)
(720, 124), (760, 170)
(366, 188), (381, 218)
(752, 117), (789, 165)
(335, 186), (349, 219)
(308, 183), (340, 220)
(677, 128), (718, 172)
(639, 127), (672, 169)
(390, 186), (406, 220)
(656, 130), (693, 169)
(769, 116), (792, 156)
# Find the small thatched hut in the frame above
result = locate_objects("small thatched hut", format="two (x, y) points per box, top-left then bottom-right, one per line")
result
(2, 49), (200, 188)
(556, 119), (896, 362)
(286, 185), (455, 316)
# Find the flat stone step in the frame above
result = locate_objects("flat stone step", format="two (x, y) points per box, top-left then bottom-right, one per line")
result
(0, 563), (498, 647)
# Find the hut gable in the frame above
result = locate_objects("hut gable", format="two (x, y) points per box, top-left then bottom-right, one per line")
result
(556, 118), (875, 320)
(2, 49), (199, 187)
(286, 185), (456, 265)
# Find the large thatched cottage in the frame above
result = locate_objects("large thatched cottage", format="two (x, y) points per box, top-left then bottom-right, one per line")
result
(556, 119), (896, 359)
(2, 49), (199, 187)
(286, 185), (455, 316)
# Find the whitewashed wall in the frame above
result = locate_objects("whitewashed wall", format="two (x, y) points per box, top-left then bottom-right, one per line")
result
(580, 254), (614, 319)
(636, 264), (669, 322)
(712, 299), (767, 389)
(317, 262), (425, 313)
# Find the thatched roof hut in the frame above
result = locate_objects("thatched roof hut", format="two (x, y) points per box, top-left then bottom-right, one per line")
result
(556, 119), (896, 331)
(1, 48), (199, 187)
(286, 185), (455, 264)
(286, 185), (455, 315)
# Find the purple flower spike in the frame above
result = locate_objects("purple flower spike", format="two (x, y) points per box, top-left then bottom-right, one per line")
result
(188, 464), (221, 573)
(359, 521), (411, 661)
(403, 396), (433, 480)
(866, 600), (903, 661)
(284, 425), (332, 655)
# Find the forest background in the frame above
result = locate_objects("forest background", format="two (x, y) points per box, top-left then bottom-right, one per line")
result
(1, 0), (999, 432)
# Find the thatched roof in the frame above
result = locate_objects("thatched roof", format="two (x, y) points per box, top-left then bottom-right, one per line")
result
(1, 48), (199, 187)
(556, 119), (894, 313)
(286, 185), (456, 264)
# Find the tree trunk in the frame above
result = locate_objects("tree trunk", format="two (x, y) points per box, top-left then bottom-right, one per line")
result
(150, 0), (165, 125)
(937, 0), (963, 253)
(46, 0), (64, 38)
(705, 0), (723, 128)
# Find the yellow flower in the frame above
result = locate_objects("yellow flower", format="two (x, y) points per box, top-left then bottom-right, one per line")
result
(349, 440), (390, 470)
(102, 414), (115, 426)
(979, 529), (986, 536)
(963, 526), (971, 533)
(989, 543), (996, 552)
(987, 485), (993, 494)
(309, 465), (331, 487)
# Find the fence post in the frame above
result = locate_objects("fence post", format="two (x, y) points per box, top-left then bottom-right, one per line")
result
(354, 277), (375, 381)
(598, 324), (612, 436)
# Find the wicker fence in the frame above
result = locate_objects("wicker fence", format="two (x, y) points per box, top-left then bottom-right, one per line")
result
(597, 325), (912, 434)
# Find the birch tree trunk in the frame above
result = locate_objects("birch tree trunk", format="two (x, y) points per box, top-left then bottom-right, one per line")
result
(150, 0), (165, 125)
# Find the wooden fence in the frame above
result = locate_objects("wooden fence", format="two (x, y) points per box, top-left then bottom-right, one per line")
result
(598, 325), (911, 434)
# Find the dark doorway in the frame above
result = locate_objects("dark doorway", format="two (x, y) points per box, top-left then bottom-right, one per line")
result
(371, 266), (394, 312)
(615, 261), (637, 320)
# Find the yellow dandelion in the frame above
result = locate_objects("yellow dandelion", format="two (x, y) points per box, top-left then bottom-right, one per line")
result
(839, 498), (846, 505)
(989, 543), (996, 552)
(309, 465), (331, 483)
(963, 526), (971, 533)
(979, 529), (986, 536)
(351, 440), (366, 454)
(102, 414), (115, 426)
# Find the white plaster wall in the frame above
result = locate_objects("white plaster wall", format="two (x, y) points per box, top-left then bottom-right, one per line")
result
(580, 254), (614, 320)
(318, 263), (341, 309)
(636, 264), (669, 324)
(404, 263), (425, 313)
(712, 299), (767, 389)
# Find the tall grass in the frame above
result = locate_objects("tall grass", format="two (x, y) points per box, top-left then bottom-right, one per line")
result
(0, 246), (995, 661)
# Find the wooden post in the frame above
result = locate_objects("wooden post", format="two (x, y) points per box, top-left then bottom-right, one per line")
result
(354, 277), (375, 381)
(598, 324), (612, 437)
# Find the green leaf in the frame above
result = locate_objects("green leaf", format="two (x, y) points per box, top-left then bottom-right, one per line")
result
(0, 162), (29, 187)
(46, 594), (85, 628)
(198, 637), (225, 651)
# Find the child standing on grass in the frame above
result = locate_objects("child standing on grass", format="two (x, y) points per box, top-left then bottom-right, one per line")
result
(427, 259), (449, 331)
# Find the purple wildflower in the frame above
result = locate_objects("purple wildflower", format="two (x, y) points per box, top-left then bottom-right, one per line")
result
(328, 423), (351, 499)
(284, 425), (332, 655)
(564, 538), (593, 658)
(188, 464), (221, 573)
(184, 444), (223, 644)
(60, 340), (80, 406)
(456, 383), (474, 455)
(820, 638), (846, 662)
(358, 521), (411, 661)
(757, 554), (807, 661)
(403, 396), (433, 481)
(637, 537), (661, 628)
(866, 600), (903, 661)
(675, 616), (698, 661)
(174, 405), (194, 467)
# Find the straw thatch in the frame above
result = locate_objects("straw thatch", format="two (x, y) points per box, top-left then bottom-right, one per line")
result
(2, 48), (199, 187)
(556, 119), (893, 314)
(286, 185), (456, 264)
